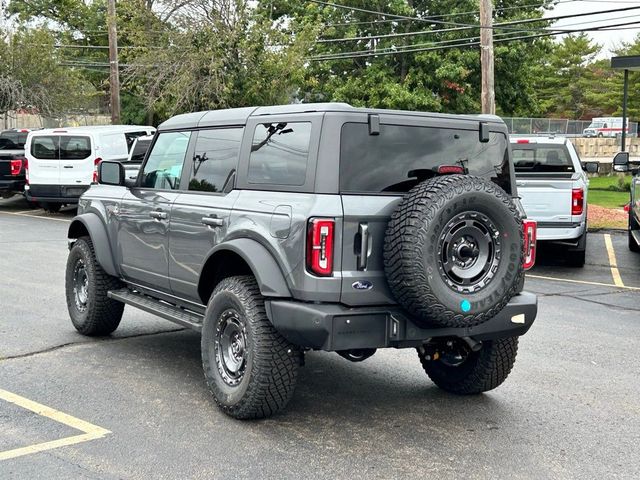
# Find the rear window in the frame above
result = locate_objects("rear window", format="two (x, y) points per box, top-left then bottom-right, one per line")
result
(125, 131), (150, 151)
(512, 144), (574, 173)
(340, 123), (512, 194)
(0, 132), (28, 150)
(248, 122), (311, 186)
(60, 136), (91, 160)
(31, 136), (59, 160)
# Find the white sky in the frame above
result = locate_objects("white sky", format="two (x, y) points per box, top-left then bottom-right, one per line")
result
(545, 0), (640, 55)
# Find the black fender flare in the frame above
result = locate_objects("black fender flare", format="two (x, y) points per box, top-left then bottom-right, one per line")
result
(68, 214), (118, 277)
(201, 239), (291, 298)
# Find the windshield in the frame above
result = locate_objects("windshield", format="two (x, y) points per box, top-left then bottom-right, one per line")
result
(512, 144), (575, 173)
(339, 123), (512, 195)
(0, 132), (28, 150)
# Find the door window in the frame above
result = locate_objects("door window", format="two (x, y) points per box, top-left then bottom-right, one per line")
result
(139, 131), (191, 190)
(248, 122), (311, 186)
(31, 136), (59, 160)
(188, 128), (243, 193)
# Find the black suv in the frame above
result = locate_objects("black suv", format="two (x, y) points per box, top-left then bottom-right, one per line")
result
(65, 103), (538, 419)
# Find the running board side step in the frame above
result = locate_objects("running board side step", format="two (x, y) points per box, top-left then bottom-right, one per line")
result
(108, 289), (203, 331)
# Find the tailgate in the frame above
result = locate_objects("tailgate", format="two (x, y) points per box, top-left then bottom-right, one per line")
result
(516, 177), (575, 224)
(340, 195), (401, 306)
(0, 151), (23, 177)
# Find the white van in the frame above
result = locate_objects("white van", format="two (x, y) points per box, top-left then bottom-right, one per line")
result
(25, 125), (155, 211)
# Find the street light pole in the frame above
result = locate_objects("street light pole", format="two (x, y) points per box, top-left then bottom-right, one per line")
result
(107, 0), (121, 125)
(480, 0), (495, 115)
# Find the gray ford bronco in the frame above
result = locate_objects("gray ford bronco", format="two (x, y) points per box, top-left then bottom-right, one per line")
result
(65, 103), (538, 419)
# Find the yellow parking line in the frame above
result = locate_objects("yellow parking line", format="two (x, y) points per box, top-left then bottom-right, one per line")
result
(0, 389), (110, 461)
(604, 234), (625, 287)
(0, 211), (71, 223)
(527, 274), (640, 291)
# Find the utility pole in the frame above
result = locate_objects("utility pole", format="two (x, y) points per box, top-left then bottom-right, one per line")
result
(480, 0), (495, 115)
(107, 0), (121, 124)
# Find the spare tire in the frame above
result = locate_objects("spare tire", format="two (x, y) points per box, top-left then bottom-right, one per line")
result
(384, 175), (523, 328)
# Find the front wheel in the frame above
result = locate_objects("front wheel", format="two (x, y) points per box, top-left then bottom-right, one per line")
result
(201, 276), (300, 419)
(65, 237), (124, 335)
(418, 336), (519, 394)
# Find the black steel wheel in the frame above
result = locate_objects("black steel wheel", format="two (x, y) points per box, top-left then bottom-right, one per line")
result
(201, 276), (301, 419)
(384, 175), (524, 328)
(65, 237), (124, 336)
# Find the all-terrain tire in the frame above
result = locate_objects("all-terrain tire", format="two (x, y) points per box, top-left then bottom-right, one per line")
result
(419, 337), (519, 394)
(384, 175), (524, 328)
(65, 236), (124, 335)
(201, 276), (300, 419)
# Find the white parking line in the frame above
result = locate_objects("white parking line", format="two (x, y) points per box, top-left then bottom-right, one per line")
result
(604, 234), (625, 287)
(0, 211), (71, 223)
(527, 274), (640, 291)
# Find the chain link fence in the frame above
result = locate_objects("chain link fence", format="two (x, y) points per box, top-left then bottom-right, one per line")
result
(502, 117), (638, 137)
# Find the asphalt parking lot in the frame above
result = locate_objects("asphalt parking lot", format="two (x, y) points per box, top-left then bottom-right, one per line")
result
(1, 195), (639, 479)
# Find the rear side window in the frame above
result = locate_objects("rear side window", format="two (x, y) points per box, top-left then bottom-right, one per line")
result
(60, 136), (91, 160)
(139, 131), (191, 190)
(340, 123), (512, 194)
(512, 144), (575, 173)
(248, 122), (311, 186)
(189, 128), (243, 193)
(31, 136), (59, 160)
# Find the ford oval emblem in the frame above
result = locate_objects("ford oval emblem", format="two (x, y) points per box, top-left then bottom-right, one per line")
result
(352, 280), (373, 291)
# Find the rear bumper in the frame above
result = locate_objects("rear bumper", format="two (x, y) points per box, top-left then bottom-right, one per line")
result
(0, 178), (25, 192)
(265, 292), (538, 351)
(537, 222), (585, 242)
(25, 184), (89, 204)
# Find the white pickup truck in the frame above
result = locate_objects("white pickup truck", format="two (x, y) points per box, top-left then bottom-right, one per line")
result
(510, 136), (599, 267)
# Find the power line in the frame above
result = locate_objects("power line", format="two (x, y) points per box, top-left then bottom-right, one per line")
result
(321, 0), (581, 27)
(313, 12), (640, 59)
(309, 19), (640, 61)
(317, 5), (640, 43)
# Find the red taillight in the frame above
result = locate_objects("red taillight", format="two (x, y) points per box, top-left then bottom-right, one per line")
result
(437, 165), (465, 175)
(624, 203), (631, 213)
(523, 219), (537, 270)
(93, 157), (102, 183)
(516, 139), (530, 144)
(571, 188), (584, 216)
(10, 159), (23, 176)
(306, 218), (335, 276)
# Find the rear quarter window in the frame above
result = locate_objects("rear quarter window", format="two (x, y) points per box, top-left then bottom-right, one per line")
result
(248, 122), (311, 186)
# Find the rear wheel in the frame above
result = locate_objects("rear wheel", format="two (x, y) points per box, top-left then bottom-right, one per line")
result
(41, 202), (61, 213)
(201, 276), (300, 419)
(65, 237), (124, 335)
(567, 232), (587, 267)
(418, 337), (519, 394)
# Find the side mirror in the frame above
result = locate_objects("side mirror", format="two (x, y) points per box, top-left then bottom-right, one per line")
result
(613, 152), (630, 172)
(582, 161), (599, 174)
(98, 161), (125, 186)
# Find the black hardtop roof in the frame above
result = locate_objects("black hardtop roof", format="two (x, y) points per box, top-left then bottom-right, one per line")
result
(157, 103), (505, 131)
